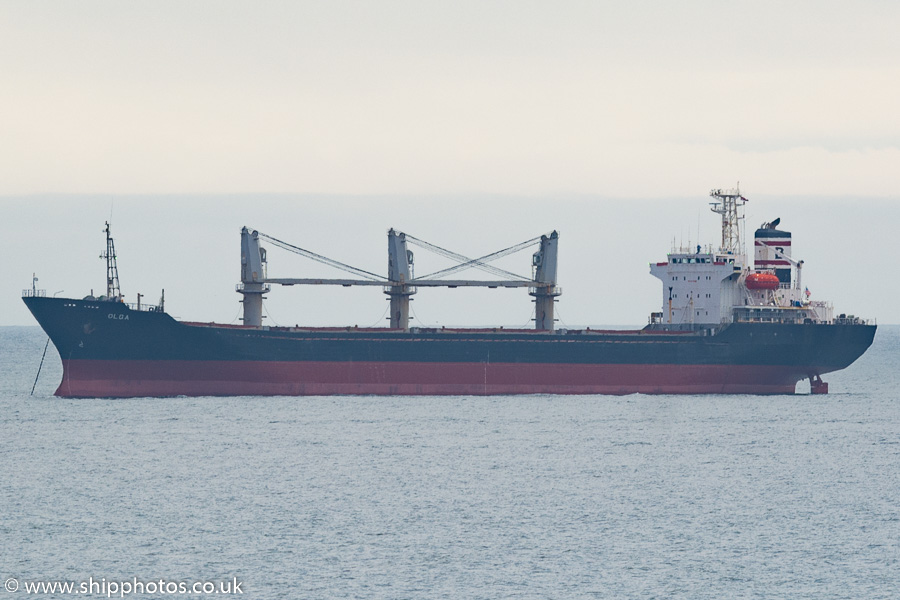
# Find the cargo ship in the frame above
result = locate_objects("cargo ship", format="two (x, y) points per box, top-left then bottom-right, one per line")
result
(23, 187), (875, 397)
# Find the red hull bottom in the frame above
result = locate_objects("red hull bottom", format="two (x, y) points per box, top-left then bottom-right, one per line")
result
(56, 360), (805, 397)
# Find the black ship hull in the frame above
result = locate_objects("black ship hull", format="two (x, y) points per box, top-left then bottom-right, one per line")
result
(23, 297), (876, 397)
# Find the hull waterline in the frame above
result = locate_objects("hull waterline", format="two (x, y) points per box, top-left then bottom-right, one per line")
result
(24, 297), (876, 398)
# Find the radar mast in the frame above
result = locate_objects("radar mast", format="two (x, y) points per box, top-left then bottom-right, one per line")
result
(709, 185), (748, 254)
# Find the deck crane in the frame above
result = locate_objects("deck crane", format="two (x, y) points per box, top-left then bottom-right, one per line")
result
(771, 248), (805, 291)
(237, 227), (562, 330)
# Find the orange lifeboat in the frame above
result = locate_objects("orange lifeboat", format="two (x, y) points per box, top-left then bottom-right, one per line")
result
(745, 272), (780, 290)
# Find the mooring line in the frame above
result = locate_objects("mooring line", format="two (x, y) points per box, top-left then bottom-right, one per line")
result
(31, 337), (50, 395)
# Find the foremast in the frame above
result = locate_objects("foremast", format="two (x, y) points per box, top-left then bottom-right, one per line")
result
(102, 222), (122, 301)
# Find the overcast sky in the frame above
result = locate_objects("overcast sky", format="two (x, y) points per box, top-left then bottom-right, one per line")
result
(2, 2), (898, 325)
(3, 1), (900, 196)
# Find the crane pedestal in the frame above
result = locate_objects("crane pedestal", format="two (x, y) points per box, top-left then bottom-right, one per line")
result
(386, 286), (414, 330)
(239, 282), (268, 327)
(530, 287), (561, 331)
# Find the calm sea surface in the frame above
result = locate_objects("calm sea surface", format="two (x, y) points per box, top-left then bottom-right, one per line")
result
(2, 326), (898, 599)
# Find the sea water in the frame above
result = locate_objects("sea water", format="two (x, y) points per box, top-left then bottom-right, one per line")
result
(1, 326), (898, 599)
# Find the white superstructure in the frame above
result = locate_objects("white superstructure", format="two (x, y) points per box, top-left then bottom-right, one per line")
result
(649, 186), (836, 327)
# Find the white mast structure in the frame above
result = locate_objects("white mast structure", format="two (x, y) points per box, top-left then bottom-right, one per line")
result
(709, 185), (748, 255)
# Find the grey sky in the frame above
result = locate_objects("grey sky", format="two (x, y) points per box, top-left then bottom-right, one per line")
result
(2, 2), (898, 326)
(2, 1), (900, 196)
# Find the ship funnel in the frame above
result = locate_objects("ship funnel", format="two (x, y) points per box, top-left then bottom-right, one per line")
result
(754, 220), (792, 286)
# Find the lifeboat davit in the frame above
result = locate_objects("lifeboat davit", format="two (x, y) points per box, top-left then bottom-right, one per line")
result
(745, 272), (780, 290)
